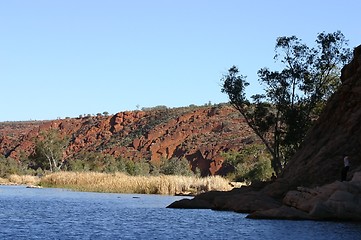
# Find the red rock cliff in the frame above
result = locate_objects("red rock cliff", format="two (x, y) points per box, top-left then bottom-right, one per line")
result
(0, 105), (258, 176)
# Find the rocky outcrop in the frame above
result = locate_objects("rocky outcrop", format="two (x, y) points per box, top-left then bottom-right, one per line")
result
(168, 172), (361, 221)
(281, 45), (361, 188)
(0, 121), (47, 158)
(248, 172), (361, 220)
(168, 45), (361, 221)
(0, 105), (257, 176)
(167, 182), (283, 213)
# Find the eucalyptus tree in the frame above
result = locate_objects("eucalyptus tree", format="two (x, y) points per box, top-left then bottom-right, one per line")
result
(32, 129), (70, 172)
(221, 31), (351, 175)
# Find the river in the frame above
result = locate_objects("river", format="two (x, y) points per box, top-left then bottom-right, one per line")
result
(0, 185), (360, 239)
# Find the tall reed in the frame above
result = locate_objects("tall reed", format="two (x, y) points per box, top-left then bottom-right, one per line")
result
(40, 172), (233, 195)
(0, 177), (10, 185)
(4, 174), (40, 185)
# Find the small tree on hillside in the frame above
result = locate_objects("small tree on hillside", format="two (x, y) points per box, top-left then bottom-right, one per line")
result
(221, 31), (352, 175)
(31, 129), (69, 172)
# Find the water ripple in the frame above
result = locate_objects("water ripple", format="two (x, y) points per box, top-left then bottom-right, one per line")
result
(0, 186), (360, 240)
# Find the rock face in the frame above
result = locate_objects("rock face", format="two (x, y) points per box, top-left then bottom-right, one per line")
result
(248, 172), (361, 220)
(282, 45), (361, 188)
(167, 181), (283, 213)
(168, 45), (361, 221)
(0, 105), (257, 176)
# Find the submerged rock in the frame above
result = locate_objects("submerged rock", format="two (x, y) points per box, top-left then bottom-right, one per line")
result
(26, 185), (43, 189)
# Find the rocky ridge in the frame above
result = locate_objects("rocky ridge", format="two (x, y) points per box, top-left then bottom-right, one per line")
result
(0, 105), (257, 176)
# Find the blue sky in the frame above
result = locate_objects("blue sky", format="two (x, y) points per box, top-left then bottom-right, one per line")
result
(1, 0), (360, 121)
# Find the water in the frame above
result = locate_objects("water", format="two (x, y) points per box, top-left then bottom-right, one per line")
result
(0, 186), (360, 240)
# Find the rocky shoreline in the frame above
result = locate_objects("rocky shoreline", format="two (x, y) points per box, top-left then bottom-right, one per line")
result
(168, 171), (361, 221)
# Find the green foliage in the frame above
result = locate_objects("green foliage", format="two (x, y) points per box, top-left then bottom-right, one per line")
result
(69, 152), (106, 172)
(43, 151), (195, 177)
(158, 158), (194, 176)
(67, 152), (151, 176)
(124, 159), (151, 176)
(221, 31), (352, 175)
(30, 129), (70, 172)
(69, 152), (118, 172)
(0, 154), (38, 177)
(67, 158), (88, 171)
(0, 156), (21, 177)
(222, 144), (273, 182)
(141, 105), (168, 111)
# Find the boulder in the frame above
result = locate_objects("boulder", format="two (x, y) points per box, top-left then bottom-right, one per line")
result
(167, 184), (282, 213)
(249, 171), (361, 221)
(166, 198), (213, 209)
(213, 191), (282, 213)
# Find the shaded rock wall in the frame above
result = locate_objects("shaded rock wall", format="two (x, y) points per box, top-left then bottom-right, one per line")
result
(282, 45), (361, 188)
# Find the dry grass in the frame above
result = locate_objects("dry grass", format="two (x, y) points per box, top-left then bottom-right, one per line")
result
(40, 172), (233, 195)
(0, 175), (41, 186)
(0, 177), (10, 185)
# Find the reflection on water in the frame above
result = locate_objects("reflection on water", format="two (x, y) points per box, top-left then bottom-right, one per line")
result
(0, 186), (360, 240)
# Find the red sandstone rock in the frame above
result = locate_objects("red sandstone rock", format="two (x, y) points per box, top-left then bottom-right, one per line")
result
(0, 105), (257, 176)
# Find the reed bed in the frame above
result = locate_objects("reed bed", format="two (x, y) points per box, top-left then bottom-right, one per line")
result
(40, 172), (233, 195)
(0, 177), (10, 185)
(3, 175), (41, 185)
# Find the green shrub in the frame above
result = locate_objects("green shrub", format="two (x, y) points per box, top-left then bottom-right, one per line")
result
(159, 158), (194, 176)
(67, 153), (152, 176)
(0, 157), (22, 177)
(124, 158), (150, 176)
(222, 144), (273, 182)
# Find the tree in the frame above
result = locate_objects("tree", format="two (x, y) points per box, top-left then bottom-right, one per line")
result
(31, 129), (69, 172)
(221, 31), (351, 175)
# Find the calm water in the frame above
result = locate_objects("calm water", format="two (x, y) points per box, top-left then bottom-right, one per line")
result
(0, 186), (360, 240)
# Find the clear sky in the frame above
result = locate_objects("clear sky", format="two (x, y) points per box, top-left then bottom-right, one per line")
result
(1, 0), (360, 121)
